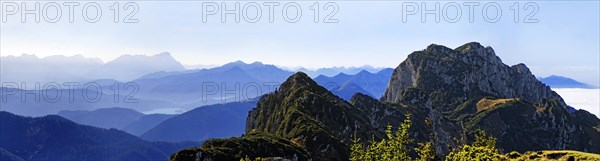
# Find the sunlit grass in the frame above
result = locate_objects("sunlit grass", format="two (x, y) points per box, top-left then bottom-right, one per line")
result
(507, 150), (600, 161)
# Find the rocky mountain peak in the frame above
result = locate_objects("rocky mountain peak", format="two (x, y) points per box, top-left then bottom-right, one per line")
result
(382, 42), (567, 110)
(511, 63), (532, 75)
(454, 42), (485, 52)
(277, 72), (322, 93)
(245, 71), (375, 160)
(377, 42), (598, 155)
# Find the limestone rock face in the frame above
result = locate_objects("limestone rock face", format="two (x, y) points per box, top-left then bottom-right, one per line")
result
(382, 42), (566, 109)
(381, 42), (598, 155)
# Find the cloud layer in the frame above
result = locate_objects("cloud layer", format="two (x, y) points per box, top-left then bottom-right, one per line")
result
(553, 88), (600, 117)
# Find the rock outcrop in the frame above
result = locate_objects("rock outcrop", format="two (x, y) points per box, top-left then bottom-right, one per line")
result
(381, 42), (598, 155)
(382, 42), (567, 109)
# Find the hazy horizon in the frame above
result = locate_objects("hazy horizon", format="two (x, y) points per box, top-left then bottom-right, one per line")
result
(3, 51), (598, 86)
(2, 1), (598, 86)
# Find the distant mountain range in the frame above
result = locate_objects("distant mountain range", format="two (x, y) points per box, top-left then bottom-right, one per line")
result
(314, 68), (393, 100)
(132, 61), (294, 107)
(0, 54), (103, 85)
(539, 75), (598, 89)
(0, 111), (196, 161)
(285, 65), (387, 77)
(0, 52), (185, 84)
(1, 57), (395, 116)
(1, 53), (389, 85)
(3, 53), (595, 90)
(89, 52), (185, 81)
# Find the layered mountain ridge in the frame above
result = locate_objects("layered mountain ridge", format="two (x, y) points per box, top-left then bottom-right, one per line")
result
(315, 68), (393, 100)
(0, 111), (196, 161)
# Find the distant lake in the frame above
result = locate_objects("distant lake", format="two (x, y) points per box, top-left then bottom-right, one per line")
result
(553, 88), (600, 117)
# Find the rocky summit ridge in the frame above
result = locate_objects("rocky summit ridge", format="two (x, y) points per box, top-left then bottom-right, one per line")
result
(382, 42), (567, 109)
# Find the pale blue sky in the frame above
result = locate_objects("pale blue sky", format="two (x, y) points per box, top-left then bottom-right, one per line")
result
(1, 1), (599, 85)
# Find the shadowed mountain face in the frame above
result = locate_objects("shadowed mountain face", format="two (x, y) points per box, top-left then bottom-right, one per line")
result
(56, 108), (174, 136)
(0, 111), (196, 161)
(141, 101), (257, 142)
(170, 42), (600, 161)
(58, 107), (145, 129)
(122, 114), (175, 136)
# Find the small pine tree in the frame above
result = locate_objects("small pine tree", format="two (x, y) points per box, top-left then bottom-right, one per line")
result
(445, 130), (506, 161)
(240, 155), (251, 161)
(350, 134), (364, 161)
(415, 142), (435, 161)
(349, 117), (508, 161)
(349, 113), (419, 161)
(473, 130), (496, 149)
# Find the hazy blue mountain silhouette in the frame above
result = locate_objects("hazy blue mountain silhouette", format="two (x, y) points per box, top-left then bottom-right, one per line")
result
(1, 59), (391, 117)
(0, 53), (186, 85)
(294, 65), (387, 77)
(0, 54), (103, 85)
(134, 61), (293, 108)
(219, 61), (293, 82)
(314, 68), (393, 99)
(122, 114), (175, 136)
(0, 87), (178, 117)
(135, 70), (202, 80)
(58, 107), (144, 129)
(539, 75), (597, 89)
(333, 82), (373, 100)
(0, 61), (291, 116)
(0, 111), (196, 161)
(141, 101), (256, 142)
(57, 108), (175, 136)
(86, 52), (185, 81)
